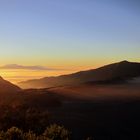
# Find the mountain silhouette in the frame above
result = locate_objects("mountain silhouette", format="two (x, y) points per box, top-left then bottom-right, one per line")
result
(18, 61), (140, 89)
(0, 76), (60, 108)
(0, 76), (21, 93)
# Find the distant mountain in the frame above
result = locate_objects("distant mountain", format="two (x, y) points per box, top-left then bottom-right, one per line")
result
(0, 76), (21, 93)
(18, 61), (140, 89)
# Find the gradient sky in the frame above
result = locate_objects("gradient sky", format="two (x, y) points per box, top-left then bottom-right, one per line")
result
(0, 0), (140, 83)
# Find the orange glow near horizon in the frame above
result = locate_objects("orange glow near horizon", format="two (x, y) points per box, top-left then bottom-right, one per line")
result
(0, 65), (96, 84)
(0, 60), (103, 83)
(0, 58), (140, 84)
(0, 0), (140, 85)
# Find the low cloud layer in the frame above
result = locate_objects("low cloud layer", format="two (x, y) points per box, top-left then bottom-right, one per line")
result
(0, 64), (57, 71)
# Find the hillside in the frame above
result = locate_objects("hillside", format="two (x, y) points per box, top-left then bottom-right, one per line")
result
(0, 76), (21, 93)
(18, 61), (140, 89)
(18, 61), (140, 88)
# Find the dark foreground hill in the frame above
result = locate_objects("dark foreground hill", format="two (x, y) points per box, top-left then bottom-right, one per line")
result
(0, 76), (21, 93)
(0, 76), (140, 139)
(18, 61), (140, 89)
(0, 76), (60, 108)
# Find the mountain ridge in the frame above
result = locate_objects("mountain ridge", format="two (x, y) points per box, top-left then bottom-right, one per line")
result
(0, 76), (21, 93)
(18, 61), (140, 89)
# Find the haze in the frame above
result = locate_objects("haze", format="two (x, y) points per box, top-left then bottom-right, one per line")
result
(0, 0), (140, 83)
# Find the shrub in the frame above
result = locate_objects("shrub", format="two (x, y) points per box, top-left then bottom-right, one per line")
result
(5, 127), (24, 140)
(0, 125), (70, 140)
(0, 105), (50, 133)
(43, 124), (70, 140)
(24, 131), (38, 140)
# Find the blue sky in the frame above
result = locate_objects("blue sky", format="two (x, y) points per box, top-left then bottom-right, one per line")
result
(0, 0), (140, 69)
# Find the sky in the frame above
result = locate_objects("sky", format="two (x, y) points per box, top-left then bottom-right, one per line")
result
(0, 0), (140, 83)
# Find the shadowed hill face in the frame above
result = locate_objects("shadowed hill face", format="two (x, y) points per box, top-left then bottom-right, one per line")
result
(0, 77), (61, 108)
(0, 77), (21, 106)
(18, 61), (140, 89)
(0, 76), (21, 93)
